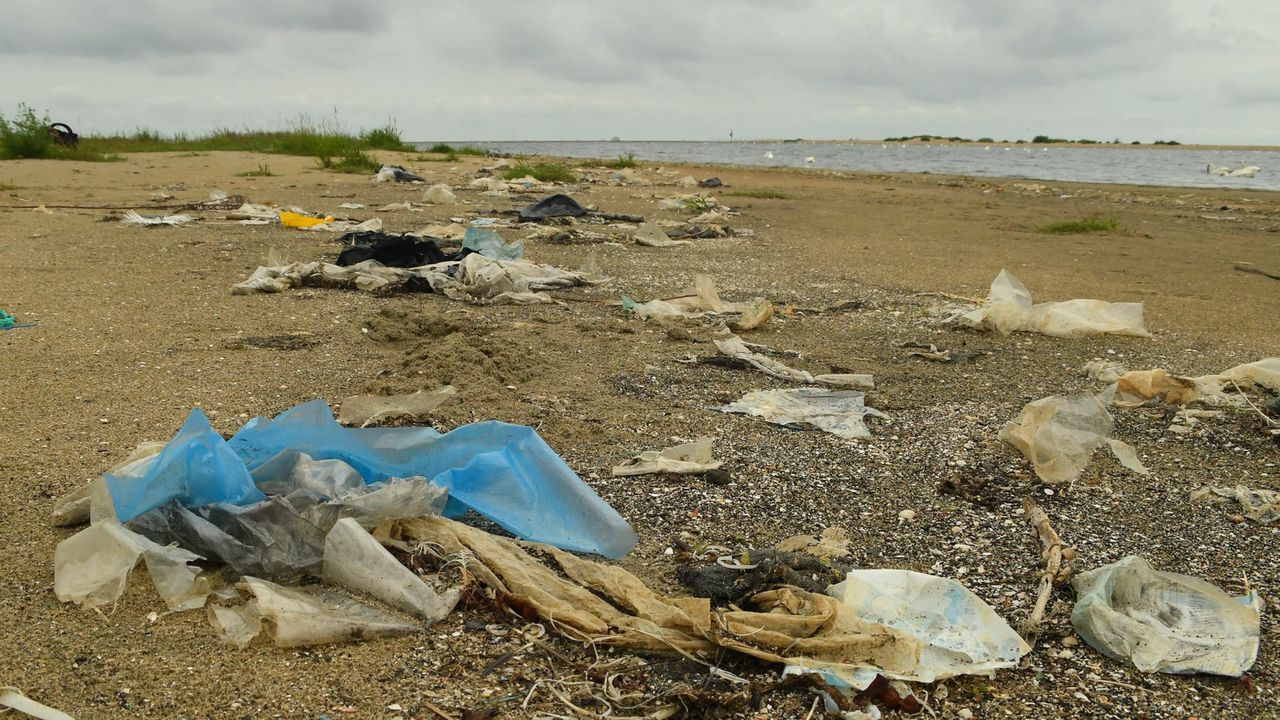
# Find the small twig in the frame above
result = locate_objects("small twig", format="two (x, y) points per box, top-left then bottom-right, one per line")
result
(911, 290), (986, 304)
(1231, 380), (1279, 426)
(1021, 497), (1075, 640)
(803, 694), (821, 720)
(1091, 678), (1145, 692)
(422, 699), (459, 720)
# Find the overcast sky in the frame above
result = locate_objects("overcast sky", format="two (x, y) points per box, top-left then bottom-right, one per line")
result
(3, 0), (1278, 144)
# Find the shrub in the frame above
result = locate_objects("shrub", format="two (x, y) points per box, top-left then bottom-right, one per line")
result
(501, 161), (577, 183)
(1039, 217), (1118, 234)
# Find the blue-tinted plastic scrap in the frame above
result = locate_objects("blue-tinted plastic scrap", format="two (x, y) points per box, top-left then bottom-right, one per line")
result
(107, 400), (638, 558)
(107, 408), (265, 523)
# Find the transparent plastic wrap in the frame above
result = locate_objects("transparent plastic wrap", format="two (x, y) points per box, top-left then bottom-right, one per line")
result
(1071, 556), (1261, 675)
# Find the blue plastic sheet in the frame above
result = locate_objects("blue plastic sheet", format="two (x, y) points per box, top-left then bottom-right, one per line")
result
(462, 227), (523, 261)
(109, 400), (637, 558)
(107, 408), (265, 523)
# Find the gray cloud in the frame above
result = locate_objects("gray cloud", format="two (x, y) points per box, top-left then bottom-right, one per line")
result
(1, 0), (1277, 143)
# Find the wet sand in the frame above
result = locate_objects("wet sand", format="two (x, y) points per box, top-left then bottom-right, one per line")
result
(1, 151), (1277, 718)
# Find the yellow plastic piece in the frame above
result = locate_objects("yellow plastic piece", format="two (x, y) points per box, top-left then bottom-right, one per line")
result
(279, 211), (334, 229)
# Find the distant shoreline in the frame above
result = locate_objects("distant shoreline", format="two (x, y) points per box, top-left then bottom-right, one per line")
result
(428, 139), (1280, 152)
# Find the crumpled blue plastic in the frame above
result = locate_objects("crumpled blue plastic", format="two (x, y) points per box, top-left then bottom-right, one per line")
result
(107, 400), (637, 558)
(106, 408), (266, 523)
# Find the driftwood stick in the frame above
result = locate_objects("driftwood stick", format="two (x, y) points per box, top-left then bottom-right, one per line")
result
(1021, 497), (1075, 638)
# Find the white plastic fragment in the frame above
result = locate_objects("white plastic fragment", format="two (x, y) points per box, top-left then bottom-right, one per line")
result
(951, 269), (1150, 338)
(322, 518), (459, 622)
(0, 687), (74, 720)
(422, 183), (457, 204)
(611, 438), (722, 476)
(999, 395), (1146, 484)
(338, 386), (457, 427)
(121, 210), (194, 226)
(713, 332), (873, 389)
(208, 601), (262, 649)
(715, 388), (888, 440)
(53, 521), (209, 611)
(239, 576), (420, 647)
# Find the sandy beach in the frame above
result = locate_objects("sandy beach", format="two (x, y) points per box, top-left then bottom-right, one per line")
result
(1, 150), (1278, 718)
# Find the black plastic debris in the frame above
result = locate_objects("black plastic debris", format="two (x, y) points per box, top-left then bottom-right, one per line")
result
(48, 123), (79, 147)
(677, 550), (843, 604)
(376, 165), (426, 183)
(518, 193), (587, 222)
(698, 177), (723, 188)
(336, 231), (453, 268)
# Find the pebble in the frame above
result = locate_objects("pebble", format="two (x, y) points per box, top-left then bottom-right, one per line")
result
(704, 468), (732, 485)
(898, 509), (917, 523)
(958, 710), (973, 720)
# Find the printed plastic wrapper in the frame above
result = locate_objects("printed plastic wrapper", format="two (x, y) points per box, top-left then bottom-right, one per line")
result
(323, 518), (459, 622)
(228, 400), (637, 558)
(715, 388), (888, 440)
(953, 269), (1149, 338)
(999, 395), (1147, 484)
(1071, 556), (1261, 675)
(826, 570), (1031, 685)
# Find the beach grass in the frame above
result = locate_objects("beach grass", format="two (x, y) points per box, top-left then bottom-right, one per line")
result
(1, 104), (121, 161)
(1039, 216), (1118, 234)
(501, 161), (578, 183)
(315, 148), (381, 174)
(424, 143), (487, 156)
(236, 162), (277, 177)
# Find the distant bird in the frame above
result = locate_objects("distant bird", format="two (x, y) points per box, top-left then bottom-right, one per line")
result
(1024, 147), (1032, 153)
(764, 151), (774, 159)
(804, 155), (815, 164)
(1228, 162), (1261, 177)
(984, 146), (991, 150)
(1004, 147), (1011, 151)
(1207, 163), (1231, 176)
(900, 143), (907, 149)
(882, 143), (888, 149)
(1041, 147), (1048, 152)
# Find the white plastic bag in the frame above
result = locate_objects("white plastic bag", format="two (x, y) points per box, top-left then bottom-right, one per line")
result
(1071, 556), (1261, 675)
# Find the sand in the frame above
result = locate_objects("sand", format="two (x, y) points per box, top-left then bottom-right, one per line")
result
(1, 150), (1278, 718)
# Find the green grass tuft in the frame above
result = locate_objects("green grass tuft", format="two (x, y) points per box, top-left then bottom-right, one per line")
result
(1039, 216), (1118, 234)
(425, 143), (486, 156)
(236, 162), (277, 177)
(315, 148), (380, 174)
(0, 104), (118, 161)
(0, 179), (18, 191)
(501, 161), (577, 183)
(605, 153), (637, 169)
(723, 188), (789, 199)
(360, 124), (412, 152)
